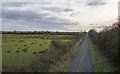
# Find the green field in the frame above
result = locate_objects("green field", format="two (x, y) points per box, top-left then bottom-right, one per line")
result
(2, 34), (73, 71)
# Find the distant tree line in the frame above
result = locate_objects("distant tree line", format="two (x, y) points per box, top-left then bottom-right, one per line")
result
(88, 17), (120, 71)
(2, 31), (86, 35)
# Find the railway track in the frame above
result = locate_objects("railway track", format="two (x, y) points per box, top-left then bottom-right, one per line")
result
(67, 34), (93, 72)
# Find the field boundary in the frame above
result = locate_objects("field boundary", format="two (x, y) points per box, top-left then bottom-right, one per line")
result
(49, 37), (84, 72)
(89, 37), (116, 72)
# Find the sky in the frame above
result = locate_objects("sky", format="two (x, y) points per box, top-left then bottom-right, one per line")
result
(1, 0), (120, 32)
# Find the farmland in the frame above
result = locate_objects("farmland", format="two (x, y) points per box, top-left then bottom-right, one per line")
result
(2, 33), (84, 72)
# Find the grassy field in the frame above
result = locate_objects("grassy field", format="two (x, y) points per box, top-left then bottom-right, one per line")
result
(2, 34), (74, 72)
(89, 37), (116, 72)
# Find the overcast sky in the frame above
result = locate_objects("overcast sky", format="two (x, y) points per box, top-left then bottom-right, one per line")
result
(1, 0), (119, 32)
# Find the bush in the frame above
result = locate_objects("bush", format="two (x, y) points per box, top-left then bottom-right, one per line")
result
(88, 21), (119, 71)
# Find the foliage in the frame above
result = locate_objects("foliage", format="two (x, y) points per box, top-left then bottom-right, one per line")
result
(88, 19), (120, 71)
(89, 38), (116, 72)
(2, 31), (86, 35)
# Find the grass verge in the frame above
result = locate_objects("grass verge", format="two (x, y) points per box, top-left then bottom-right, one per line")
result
(31, 36), (84, 72)
(48, 37), (84, 72)
(89, 37), (116, 72)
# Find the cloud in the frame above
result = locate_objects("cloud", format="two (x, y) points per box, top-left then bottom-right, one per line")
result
(69, 13), (78, 17)
(90, 25), (106, 28)
(63, 8), (74, 12)
(2, 0), (117, 32)
(41, 7), (62, 13)
(2, 2), (51, 7)
(118, 1), (120, 17)
(2, 6), (75, 31)
(2, 9), (48, 20)
(2, 2), (28, 7)
(90, 24), (98, 25)
(87, 2), (106, 6)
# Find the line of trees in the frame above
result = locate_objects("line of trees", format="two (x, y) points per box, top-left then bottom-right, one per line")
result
(88, 17), (120, 71)
(2, 31), (86, 35)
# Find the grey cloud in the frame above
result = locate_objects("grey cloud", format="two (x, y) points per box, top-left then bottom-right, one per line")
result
(96, 25), (106, 28)
(87, 0), (107, 7)
(2, 2), (28, 7)
(42, 7), (74, 13)
(2, 7), (75, 31)
(63, 8), (74, 12)
(3, 2), (63, 13)
(90, 25), (106, 28)
(2, 2), (51, 7)
(90, 24), (98, 25)
(2, 9), (48, 20)
(118, 1), (120, 17)
(70, 13), (78, 17)
(41, 7), (62, 13)
(87, 2), (106, 6)
(72, 22), (79, 25)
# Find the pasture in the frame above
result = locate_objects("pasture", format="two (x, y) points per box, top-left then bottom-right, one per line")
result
(2, 34), (73, 71)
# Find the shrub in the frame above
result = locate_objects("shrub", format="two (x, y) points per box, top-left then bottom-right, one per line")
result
(88, 21), (119, 71)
